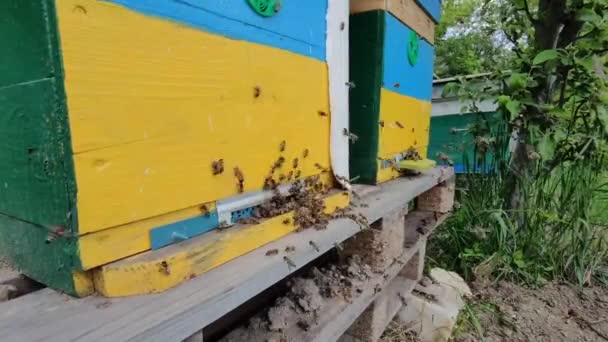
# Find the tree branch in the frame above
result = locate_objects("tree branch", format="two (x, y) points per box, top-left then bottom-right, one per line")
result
(521, 0), (537, 24)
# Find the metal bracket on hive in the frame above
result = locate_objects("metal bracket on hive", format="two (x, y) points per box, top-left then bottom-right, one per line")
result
(216, 182), (294, 227)
(247, 0), (282, 17)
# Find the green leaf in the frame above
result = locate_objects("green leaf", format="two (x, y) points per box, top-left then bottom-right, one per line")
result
(505, 100), (521, 120)
(577, 8), (599, 22)
(508, 73), (528, 90)
(537, 134), (555, 160)
(513, 250), (527, 269)
(497, 95), (510, 105)
(441, 82), (459, 97)
(533, 49), (558, 65)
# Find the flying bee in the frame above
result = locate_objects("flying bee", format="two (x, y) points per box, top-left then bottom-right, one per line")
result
(303, 149), (309, 158)
(396, 121), (404, 128)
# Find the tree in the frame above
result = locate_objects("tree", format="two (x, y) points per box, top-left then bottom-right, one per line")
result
(434, 0), (514, 77)
(493, 0), (608, 209)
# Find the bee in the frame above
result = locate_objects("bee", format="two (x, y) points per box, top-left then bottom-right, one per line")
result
(264, 177), (277, 190)
(293, 158), (299, 169)
(318, 110), (328, 117)
(394, 83), (401, 88)
(314, 163), (323, 170)
(303, 149), (309, 158)
(412, 127), (415, 133)
(234, 167), (244, 183)
(275, 156), (286, 168)
(253, 86), (261, 98)
(234, 167), (245, 193)
(396, 121), (404, 128)
(200, 204), (210, 216)
(283, 256), (296, 268)
(279, 174), (286, 182)
(287, 170), (294, 180)
(282, 218), (291, 225)
(265, 249), (279, 256)
(284, 245), (296, 253)
(211, 159), (224, 175)
(159, 261), (171, 275)
(379, 120), (385, 128)
(279, 140), (286, 152)
(295, 170), (302, 178)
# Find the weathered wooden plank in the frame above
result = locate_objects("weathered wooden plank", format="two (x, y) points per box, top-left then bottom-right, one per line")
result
(93, 192), (349, 297)
(0, 167), (454, 342)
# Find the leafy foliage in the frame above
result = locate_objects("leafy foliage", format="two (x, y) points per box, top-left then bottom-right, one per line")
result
(431, 0), (608, 286)
(434, 0), (515, 77)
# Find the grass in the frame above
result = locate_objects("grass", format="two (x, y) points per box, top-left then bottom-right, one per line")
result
(380, 322), (421, 342)
(428, 119), (608, 287)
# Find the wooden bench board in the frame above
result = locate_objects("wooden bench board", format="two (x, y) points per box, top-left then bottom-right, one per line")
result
(0, 167), (454, 342)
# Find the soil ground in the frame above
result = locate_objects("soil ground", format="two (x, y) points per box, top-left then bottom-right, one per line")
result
(380, 280), (608, 342)
(457, 281), (608, 342)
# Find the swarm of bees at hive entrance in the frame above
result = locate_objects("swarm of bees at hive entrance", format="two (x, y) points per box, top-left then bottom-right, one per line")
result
(231, 139), (369, 231)
(403, 146), (422, 161)
(249, 175), (368, 232)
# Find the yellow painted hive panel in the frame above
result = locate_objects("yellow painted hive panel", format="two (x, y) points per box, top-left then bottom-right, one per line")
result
(56, 0), (333, 235)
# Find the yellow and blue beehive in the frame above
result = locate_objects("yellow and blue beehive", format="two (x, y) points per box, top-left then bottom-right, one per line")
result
(349, 0), (440, 184)
(0, 0), (347, 297)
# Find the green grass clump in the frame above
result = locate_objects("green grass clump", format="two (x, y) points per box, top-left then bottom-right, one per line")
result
(429, 123), (608, 287)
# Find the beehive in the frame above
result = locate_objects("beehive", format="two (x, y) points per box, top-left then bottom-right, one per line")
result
(349, 0), (440, 184)
(0, 0), (348, 297)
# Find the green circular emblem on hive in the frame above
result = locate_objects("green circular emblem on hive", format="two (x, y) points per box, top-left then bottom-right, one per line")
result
(408, 31), (420, 66)
(247, 0), (281, 17)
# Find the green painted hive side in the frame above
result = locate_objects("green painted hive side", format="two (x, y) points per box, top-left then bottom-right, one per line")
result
(0, 0), (82, 294)
(428, 112), (501, 171)
(349, 10), (385, 184)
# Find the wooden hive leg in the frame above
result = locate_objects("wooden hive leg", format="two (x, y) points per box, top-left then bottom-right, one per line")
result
(416, 177), (456, 214)
(340, 207), (408, 273)
(340, 242), (424, 342)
